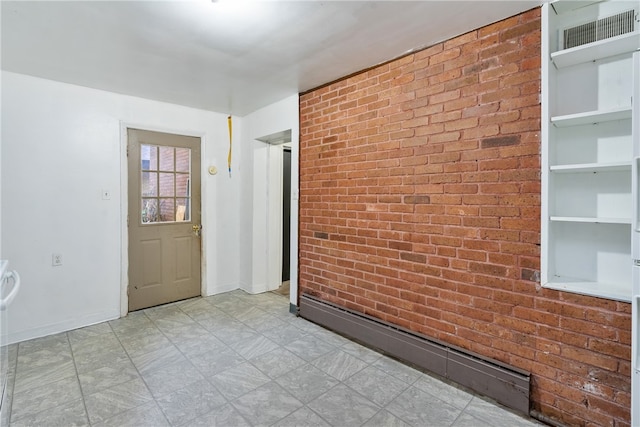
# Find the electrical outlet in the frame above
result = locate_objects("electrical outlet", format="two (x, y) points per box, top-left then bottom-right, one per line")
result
(52, 253), (63, 267)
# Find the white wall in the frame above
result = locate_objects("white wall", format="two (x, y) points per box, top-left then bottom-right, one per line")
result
(250, 141), (269, 292)
(213, 115), (241, 294)
(239, 95), (299, 307)
(1, 71), (240, 343)
(248, 142), (284, 294)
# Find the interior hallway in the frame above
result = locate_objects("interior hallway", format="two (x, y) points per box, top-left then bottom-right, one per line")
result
(5, 291), (540, 426)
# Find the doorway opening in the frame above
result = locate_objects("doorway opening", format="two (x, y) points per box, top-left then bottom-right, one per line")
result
(273, 146), (291, 298)
(255, 130), (292, 298)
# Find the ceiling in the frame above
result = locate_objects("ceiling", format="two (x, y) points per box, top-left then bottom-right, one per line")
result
(1, 1), (543, 116)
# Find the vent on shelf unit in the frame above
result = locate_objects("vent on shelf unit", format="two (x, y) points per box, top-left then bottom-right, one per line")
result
(563, 9), (635, 49)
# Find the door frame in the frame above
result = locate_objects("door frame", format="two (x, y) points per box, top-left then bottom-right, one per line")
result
(254, 131), (292, 294)
(267, 142), (284, 292)
(268, 144), (293, 290)
(281, 146), (292, 282)
(119, 122), (207, 317)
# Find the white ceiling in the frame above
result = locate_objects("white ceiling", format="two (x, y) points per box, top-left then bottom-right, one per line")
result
(1, 1), (543, 116)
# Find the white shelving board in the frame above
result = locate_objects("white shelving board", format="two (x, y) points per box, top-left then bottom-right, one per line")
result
(551, 31), (640, 69)
(551, 107), (632, 127)
(545, 278), (631, 302)
(550, 161), (631, 173)
(550, 216), (632, 224)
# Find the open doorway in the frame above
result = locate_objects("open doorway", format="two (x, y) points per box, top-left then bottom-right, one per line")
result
(273, 146), (291, 297)
(255, 130), (292, 297)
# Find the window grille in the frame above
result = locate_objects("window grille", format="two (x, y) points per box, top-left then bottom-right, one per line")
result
(563, 9), (635, 49)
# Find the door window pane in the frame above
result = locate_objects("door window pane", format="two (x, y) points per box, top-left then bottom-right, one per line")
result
(140, 144), (191, 224)
(159, 146), (174, 171)
(176, 175), (189, 198)
(176, 148), (190, 172)
(176, 198), (190, 221)
(142, 172), (158, 197)
(159, 198), (175, 222)
(141, 145), (158, 171)
(159, 173), (175, 197)
(142, 199), (158, 223)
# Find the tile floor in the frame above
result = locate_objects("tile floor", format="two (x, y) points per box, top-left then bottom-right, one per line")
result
(6, 290), (541, 426)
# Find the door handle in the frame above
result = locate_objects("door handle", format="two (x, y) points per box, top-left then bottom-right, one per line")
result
(0, 270), (21, 311)
(192, 224), (202, 237)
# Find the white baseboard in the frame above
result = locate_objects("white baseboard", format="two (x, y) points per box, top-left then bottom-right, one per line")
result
(205, 282), (239, 296)
(241, 282), (273, 295)
(6, 309), (121, 345)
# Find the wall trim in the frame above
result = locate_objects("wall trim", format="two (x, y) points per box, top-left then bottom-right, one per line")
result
(289, 303), (298, 314)
(298, 293), (531, 415)
(242, 282), (268, 295)
(7, 308), (120, 345)
(207, 282), (239, 296)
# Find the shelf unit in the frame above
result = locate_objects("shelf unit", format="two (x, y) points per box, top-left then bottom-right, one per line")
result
(551, 107), (632, 127)
(542, 0), (639, 302)
(549, 162), (631, 173)
(550, 216), (631, 224)
(550, 31), (640, 68)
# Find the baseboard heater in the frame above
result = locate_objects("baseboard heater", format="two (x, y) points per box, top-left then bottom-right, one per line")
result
(299, 294), (530, 415)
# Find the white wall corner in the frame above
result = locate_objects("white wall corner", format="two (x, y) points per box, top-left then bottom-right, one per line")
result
(240, 94), (300, 297)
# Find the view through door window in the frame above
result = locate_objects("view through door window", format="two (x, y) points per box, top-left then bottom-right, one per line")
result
(140, 144), (191, 223)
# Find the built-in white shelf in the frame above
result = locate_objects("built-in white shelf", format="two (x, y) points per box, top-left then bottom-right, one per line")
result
(545, 277), (631, 302)
(551, 31), (640, 69)
(550, 216), (631, 224)
(551, 107), (632, 127)
(542, 1), (637, 303)
(550, 162), (631, 173)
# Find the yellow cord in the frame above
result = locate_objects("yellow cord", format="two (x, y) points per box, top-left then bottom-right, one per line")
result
(227, 115), (232, 177)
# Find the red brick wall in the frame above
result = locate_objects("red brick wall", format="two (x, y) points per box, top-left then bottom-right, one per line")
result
(298, 8), (631, 427)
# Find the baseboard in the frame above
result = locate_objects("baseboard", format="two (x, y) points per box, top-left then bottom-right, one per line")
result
(206, 282), (240, 296)
(239, 281), (274, 295)
(7, 308), (121, 345)
(298, 293), (530, 415)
